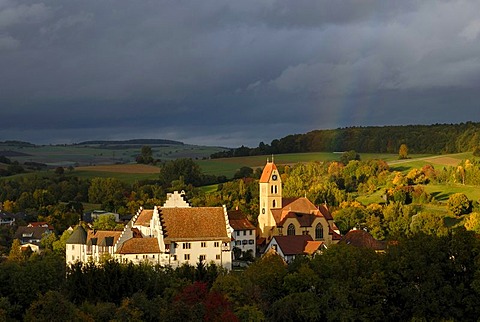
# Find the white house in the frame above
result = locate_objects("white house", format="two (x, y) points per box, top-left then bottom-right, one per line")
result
(66, 191), (233, 270)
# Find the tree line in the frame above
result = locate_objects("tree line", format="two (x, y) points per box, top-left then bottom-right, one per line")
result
(1, 230), (480, 321)
(211, 122), (480, 158)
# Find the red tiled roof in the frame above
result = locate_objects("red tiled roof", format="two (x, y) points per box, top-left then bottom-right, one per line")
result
(339, 229), (385, 250)
(259, 162), (277, 183)
(229, 218), (256, 230)
(228, 210), (255, 230)
(272, 235), (313, 255)
(329, 227), (342, 240)
(277, 212), (316, 227)
(86, 230), (122, 246)
(160, 207), (229, 242)
(304, 241), (324, 255)
(117, 237), (160, 254)
(135, 209), (153, 226)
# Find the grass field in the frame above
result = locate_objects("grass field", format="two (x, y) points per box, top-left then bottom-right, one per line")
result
(2, 143), (226, 167)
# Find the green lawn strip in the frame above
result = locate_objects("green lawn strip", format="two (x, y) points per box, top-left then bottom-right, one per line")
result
(423, 183), (480, 202)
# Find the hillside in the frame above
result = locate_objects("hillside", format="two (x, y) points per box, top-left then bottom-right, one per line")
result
(212, 122), (480, 158)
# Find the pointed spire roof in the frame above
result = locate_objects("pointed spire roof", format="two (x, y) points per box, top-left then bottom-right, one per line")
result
(260, 161), (278, 183)
(66, 225), (87, 244)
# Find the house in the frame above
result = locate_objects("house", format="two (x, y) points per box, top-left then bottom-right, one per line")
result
(0, 212), (15, 225)
(339, 229), (387, 253)
(228, 209), (256, 258)
(83, 210), (120, 223)
(66, 191), (233, 270)
(264, 235), (326, 263)
(14, 225), (52, 252)
(257, 159), (341, 250)
(27, 221), (54, 230)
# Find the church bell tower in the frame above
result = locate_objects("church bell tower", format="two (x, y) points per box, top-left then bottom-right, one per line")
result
(258, 158), (282, 237)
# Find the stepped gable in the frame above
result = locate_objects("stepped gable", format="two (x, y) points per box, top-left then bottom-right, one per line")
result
(259, 161), (277, 183)
(117, 237), (160, 254)
(66, 225), (87, 244)
(159, 207), (229, 242)
(135, 209), (154, 227)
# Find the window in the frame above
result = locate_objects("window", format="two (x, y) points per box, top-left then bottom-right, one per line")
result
(201, 242), (206, 248)
(214, 242), (219, 247)
(184, 254), (190, 260)
(287, 223), (295, 236)
(152, 255), (155, 259)
(274, 185), (277, 194)
(72, 245), (75, 250)
(273, 200), (276, 208)
(216, 255), (220, 260)
(199, 255), (206, 261)
(271, 185), (274, 194)
(315, 223), (324, 239)
(242, 240), (247, 245)
(243, 230), (247, 236)
(249, 230), (252, 235)
(183, 243), (191, 249)
(249, 239), (254, 245)
(236, 231), (240, 236)
(235, 241), (241, 246)
(173, 255), (177, 261)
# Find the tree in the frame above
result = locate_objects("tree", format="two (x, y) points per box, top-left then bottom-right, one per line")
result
(24, 291), (81, 322)
(54, 167), (64, 175)
(340, 150), (360, 165)
(159, 158), (203, 187)
(136, 145), (154, 164)
(8, 239), (23, 262)
(446, 193), (471, 216)
(92, 214), (118, 230)
(398, 144), (409, 159)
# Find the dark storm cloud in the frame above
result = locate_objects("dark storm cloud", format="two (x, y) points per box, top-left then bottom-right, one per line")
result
(1, 0), (480, 147)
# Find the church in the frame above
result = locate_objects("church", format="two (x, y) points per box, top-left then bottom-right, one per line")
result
(257, 159), (341, 254)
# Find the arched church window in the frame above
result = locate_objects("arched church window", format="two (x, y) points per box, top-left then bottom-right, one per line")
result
(315, 223), (324, 239)
(287, 223), (295, 236)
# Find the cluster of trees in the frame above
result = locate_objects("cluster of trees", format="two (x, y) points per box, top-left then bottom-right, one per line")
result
(2, 230), (480, 321)
(211, 122), (480, 158)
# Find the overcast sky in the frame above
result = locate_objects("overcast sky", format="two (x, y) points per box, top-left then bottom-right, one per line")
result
(1, 1), (480, 147)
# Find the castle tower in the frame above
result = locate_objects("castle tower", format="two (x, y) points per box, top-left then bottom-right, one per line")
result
(258, 159), (282, 237)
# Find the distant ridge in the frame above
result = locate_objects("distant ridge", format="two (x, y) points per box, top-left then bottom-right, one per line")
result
(77, 139), (184, 146)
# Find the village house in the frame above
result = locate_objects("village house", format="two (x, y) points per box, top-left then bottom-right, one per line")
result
(264, 235), (326, 263)
(257, 159), (341, 254)
(66, 191), (233, 270)
(227, 209), (256, 258)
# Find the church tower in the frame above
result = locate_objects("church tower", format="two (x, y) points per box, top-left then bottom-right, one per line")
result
(258, 159), (282, 238)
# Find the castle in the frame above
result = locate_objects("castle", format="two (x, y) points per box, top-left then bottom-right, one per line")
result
(66, 159), (340, 267)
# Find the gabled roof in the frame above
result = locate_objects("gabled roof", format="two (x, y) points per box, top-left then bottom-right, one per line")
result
(15, 226), (50, 241)
(304, 241), (325, 255)
(135, 209), (154, 227)
(86, 230), (122, 247)
(273, 197), (331, 225)
(228, 210), (255, 230)
(339, 229), (386, 250)
(259, 162), (278, 183)
(160, 207), (229, 242)
(117, 237), (160, 254)
(271, 235), (313, 255)
(66, 225), (87, 244)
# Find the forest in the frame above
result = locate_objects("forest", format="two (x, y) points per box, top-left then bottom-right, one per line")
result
(211, 122), (480, 158)
(1, 230), (480, 321)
